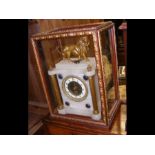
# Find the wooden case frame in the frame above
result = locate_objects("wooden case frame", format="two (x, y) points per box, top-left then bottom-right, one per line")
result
(31, 21), (120, 132)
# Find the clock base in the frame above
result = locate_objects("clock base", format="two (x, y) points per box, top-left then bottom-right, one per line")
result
(58, 107), (102, 120)
(91, 113), (101, 120)
(43, 103), (126, 135)
(57, 108), (66, 115)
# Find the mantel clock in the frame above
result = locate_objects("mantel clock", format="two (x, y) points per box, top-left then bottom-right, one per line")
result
(31, 21), (120, 133)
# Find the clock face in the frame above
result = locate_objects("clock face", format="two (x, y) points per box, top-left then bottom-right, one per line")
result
(62, 76), (88, 102)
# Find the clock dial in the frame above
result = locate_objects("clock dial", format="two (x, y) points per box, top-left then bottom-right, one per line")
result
(62, 76), (88, 102)
(68, 81), (82, 96)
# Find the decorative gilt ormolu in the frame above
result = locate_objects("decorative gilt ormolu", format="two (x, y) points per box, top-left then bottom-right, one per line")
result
(62, 36), (89, 62)
(31, 21), (120, 130)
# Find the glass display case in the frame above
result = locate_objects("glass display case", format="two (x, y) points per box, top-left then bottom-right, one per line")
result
(31, 21), (120, 129)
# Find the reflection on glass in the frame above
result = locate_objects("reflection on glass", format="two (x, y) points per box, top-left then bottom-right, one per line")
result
(100, 29), (116, 112)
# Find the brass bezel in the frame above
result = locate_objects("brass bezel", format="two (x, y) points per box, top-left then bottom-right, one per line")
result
(62, 75), (88, 102)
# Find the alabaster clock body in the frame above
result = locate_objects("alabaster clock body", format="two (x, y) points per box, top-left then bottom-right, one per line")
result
(48, 57), (101, 120)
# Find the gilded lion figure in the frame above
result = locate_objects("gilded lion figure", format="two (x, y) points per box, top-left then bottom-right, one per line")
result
(62, 36), (89, 61)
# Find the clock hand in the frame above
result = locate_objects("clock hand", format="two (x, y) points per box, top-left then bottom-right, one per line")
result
(73, 82), (76, 90)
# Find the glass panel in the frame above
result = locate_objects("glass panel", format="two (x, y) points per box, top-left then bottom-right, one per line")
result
(37, 35), (95, 69)
(35, 35), (96, 114)
(99, 29), (116, 112)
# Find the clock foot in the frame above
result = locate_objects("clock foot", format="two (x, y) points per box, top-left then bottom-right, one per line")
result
(91, 113), (101, 120)
(57, 108), (66, 115)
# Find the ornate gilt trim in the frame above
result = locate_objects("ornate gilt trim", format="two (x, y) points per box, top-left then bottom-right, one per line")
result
(32, 31), (93, 41)
(92, 32), (109, 125)
(97, 31), (109, 115)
